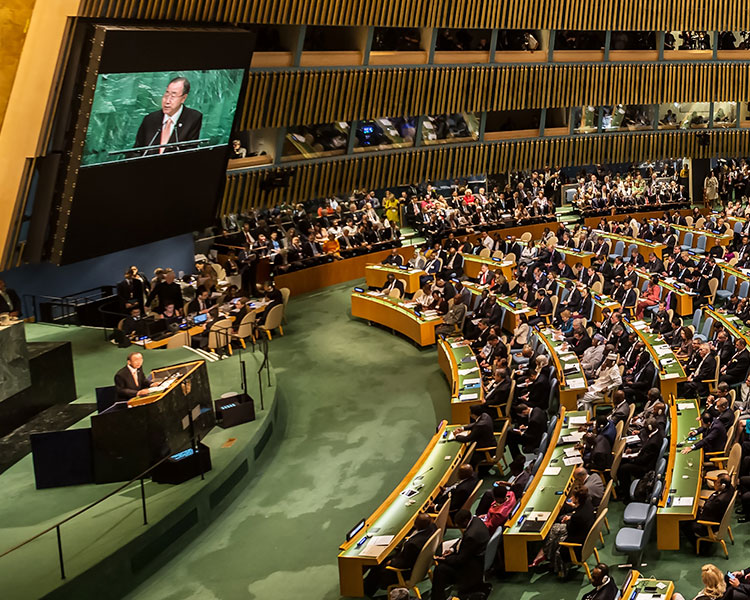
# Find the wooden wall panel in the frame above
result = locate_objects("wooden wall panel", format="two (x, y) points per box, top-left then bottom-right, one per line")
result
(80, 0), (750, 30)
(238, 63), (750, 130)
(222, 129), (750, 211)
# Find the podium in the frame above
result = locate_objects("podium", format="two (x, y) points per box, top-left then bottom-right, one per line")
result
(91, 360), (215, 483)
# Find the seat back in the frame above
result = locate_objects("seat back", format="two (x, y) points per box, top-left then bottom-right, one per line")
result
(479, 247), (491, 258)
(614, 240), (625, 257)
(531, 452), (545, 475)
(547, 415), (558, 438)
(537, 432), (550, 455)
(725, 274), (737, 294)
(434, 497), (451, 544)
(236, 311), (258, 339)
(95, 386), (117, 413)
(547, 378), (560, 417)
(627, 243), (638, 257)
(494, 420), (510, 458)
(599, 480), (613, 515)
(655, 457), (667, 479)
(460, 480), (484, 513)
(716, 492), (738, 541)
(492, 250), (504, 259)
(641, 505), (658, 544)
(549, 295), (559, 320)
(700, 316), (714, 340)
(692, 308), (703, 332)
(484, 526), (504, 572)
(650, 480), (664, 504)
(741, 281), (750, 298)
(279, 287), (291, 314)
(682, 232), (693, 247)
(658, 437), (669, 461)
(389, 287), (403, 298)
(610, 443), (625, 483)
(502, 380), (516, 418)
(262, 304), (284, 332)
(726, 443), (742, 484)
(406, 530), (442, 588)
(696, 235), (707, 251)
(591, 280), (603, 294)
(581, 508), (608, 561)
(207, 318), (234, 350)
(166, 330), (190, 349)
(520, 232), (533, 242)
(615, 420), (624, 442)
(707, 277), (719, 304)
(623, 403), (636, 433)
(685, 216), (694, 226)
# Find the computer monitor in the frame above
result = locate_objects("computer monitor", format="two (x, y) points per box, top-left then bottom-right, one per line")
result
(193, 313), (209, 325)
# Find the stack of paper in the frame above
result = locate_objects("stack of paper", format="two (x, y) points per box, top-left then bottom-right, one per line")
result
(450, 341), (469, 348)
(562, 431), (585, 443)
(564, 447), (581, 457)
(463, 378), (482, 385)
(673, 497), (694, 507)
(663, 372), (680, 379)
(677, 402), (694, 410)
(563, 455), (583, 466)
(458, 393), (479, 401)
(567, 378), (586, 390)
(529, 511), (551, 521)
(458, 367), (480, 375)
(359, 535), (395, 557)
(569, 416), (587, 425)
(543, 466), (562, 476)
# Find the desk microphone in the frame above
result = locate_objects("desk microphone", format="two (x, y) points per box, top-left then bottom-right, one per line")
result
(144, 127), (162, 156)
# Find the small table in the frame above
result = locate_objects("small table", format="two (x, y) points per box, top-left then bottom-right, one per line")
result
(437, 337), (484, 424)
(365, 264), (425, 294)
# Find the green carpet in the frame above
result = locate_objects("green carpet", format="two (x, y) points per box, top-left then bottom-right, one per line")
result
(104, 282), (750, 600)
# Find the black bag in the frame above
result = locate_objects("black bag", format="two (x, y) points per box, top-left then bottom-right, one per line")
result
(632, 470), (656, 502)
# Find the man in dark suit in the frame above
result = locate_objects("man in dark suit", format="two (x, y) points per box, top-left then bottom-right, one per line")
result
(0, 279), (22, 317)
(720, 338), (750, 385)
(363, 513), (437, 598)
(432, 465), (478, 518)
(146, 269), (184, 313)
(608, 390), (631, 425)
(680, 343), (717, 398)
(381, 273), (406, 297)
(621, 279), (637, 317)
(187, 287), (215, 315)
(617, 418), (664, 499)
(116, 267), (147, 312)
(431, 509), (490, 600)
(456, 405), (496, 461)
(507, 403), (547, 457)
(581, 563), (619, 600)
(442, 247), (464, 279)
(381, 248), (404, 266)
(114, 352), (153, 401)
(682, 413), (727, 455)
(622, 351), (656, 404)
(483, 368), (511, 413)
(134, 76), (202, 156)
(683, 474), (734, 544)
(476, 264), (496, 287)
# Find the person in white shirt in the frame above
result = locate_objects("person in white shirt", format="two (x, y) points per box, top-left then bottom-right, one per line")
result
(578, 353), (623, 412)
(581, 334), (608, 380)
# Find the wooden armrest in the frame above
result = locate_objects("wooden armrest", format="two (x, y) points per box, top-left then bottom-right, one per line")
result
(559, 541), (582, 548)
(385, 566), (408, 573)
(476, 446), (496, 452)
(697, 520), (720, 526)
(704, 452), (726, 458)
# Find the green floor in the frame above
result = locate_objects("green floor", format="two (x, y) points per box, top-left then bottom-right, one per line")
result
(36, 283), (750, 599)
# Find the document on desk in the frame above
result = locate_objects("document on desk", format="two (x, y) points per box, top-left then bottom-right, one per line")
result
(463, 378), (482, 385)
(564, 447), (581, 457)
(562, 432), (585, 443)
(563, 455), (583, 466)
(458, 393), (479, 401)
(673, 497), (694, 507)
(450, 341), (469, 348)
(569, 415), (587, 425)
(543, 466), (562, 476)
(565, 377), (586, 390)
(359, 536), (395, 557)
(662, 372), (680, 379)
(655, 344), (673, 356)
(458, 367), (480, 375)
(677, 402), (694, 410)
(529, 511), (551, 521)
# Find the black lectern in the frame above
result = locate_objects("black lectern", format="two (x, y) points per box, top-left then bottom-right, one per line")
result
(91, 360), (215, 483)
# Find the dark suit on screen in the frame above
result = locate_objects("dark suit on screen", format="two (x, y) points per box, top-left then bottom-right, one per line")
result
(134, 106), (203, 155)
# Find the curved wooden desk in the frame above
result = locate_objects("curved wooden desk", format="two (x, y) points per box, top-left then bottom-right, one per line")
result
(502, 409), (589, 571)
(365, 264), (425, 293)
(633, 268), (695, 317)
(350, 291), (441, 346)
(533, 327), (587, 410)
(590, 229), (666, 259)
(337, 421), (467, 597)
(437, 337), (484, 424)
(463, 254), (515, 280)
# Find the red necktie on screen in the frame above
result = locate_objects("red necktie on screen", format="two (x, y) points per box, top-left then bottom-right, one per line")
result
(160, 119), (173, 154)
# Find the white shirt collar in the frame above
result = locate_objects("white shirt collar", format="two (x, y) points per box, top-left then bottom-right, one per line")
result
(163, 105), (184, 127)
(127, 364), (139, 376)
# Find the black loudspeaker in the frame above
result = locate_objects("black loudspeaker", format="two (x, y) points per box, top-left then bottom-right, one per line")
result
(214, 392), (256, 429)
(151, 443), (212, 485)
(31, 429), (94, 489)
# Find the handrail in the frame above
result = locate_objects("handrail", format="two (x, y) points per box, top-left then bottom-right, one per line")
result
(0, 449), (185, 579)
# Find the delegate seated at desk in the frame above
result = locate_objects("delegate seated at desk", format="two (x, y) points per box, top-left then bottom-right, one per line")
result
(114, 352), (157, 401)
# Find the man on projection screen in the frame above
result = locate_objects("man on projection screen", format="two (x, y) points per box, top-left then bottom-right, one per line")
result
(134, 76), (203, 156)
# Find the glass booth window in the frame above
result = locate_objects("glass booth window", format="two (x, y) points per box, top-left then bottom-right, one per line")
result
(354, 117), (416, 152)
(283, 122), (350, 159)
(372, 28), (422, 51)
(717, 31), (750, 49)
(573, 106), (601, 134)
(664, 31), (711, 50)
(602, 105), (653, 131)
(713, 102), (737, 128)
(658, 103), (710, 129)
(421, 113), (479, 145)
(610, 31), (657, 50)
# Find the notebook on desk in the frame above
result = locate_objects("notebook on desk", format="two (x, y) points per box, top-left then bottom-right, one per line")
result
(520, 519), (545, 533)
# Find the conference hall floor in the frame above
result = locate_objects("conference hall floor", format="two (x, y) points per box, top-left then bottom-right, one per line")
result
(124, 281), (750, 600)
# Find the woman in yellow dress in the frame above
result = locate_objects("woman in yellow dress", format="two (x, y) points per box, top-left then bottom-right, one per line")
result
(384, 192), (400, 225)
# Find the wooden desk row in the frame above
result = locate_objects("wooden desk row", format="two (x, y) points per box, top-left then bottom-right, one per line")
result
(350, 291), (442, 347)
(337, 421), (467, 597)
(533, 326), (587, 410)
(437, 337), (485, 424)
(364, 264), (425, 294)
(657, 397), (702, 551)
(590, 229), (667, 260)
(704, 307), (750, 346)
(503, 408), (587, 572)
(633, 268), (695, 317)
